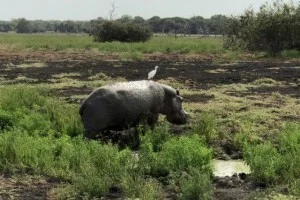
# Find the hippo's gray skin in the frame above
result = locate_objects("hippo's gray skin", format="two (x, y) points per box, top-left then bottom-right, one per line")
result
(79, 80), (188, 139)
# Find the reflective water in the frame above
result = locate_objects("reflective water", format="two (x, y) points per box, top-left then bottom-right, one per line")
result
(213, 159), (251, 177)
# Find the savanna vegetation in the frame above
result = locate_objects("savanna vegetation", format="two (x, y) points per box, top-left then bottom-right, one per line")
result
(0, 0), (300, 199)
(0, 85), (214, 199)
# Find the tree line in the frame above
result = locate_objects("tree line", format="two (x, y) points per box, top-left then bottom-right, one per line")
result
(0, 14), (231, 36)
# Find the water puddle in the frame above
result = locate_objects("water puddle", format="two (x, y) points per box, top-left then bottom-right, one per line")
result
(213, 159), (251, 177)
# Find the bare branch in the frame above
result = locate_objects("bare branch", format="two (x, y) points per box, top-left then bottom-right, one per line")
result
(108, 1), (117, 21)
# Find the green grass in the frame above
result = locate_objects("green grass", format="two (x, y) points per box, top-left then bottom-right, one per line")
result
(0, 33), (224, 54)
(244, 123), (300, 190)
(0, 85), (213, 199)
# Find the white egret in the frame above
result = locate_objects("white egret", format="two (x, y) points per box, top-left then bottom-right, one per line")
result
(148, 66), (158, 80)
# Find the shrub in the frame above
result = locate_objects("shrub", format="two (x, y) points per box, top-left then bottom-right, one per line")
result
(243, 142), (281, 185)
(92, 20), (152, 43)
(159, 135), (212, 174)
(141, 125), (172, 152)
(192, 112), (216, 144)
(0, 85), (83, 137)
(244, 123), (300, 186)
(0, 109), (13, 130)
(179, 168), (212, 200)
(225, 1), (300, 55)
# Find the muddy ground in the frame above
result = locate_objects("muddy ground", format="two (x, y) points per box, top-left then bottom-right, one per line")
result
(0, 50), (299, 200)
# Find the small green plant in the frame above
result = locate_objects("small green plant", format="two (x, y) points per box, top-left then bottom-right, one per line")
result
(192, 112), (216, 144)
(159, 134), (212, 174)
(244, 123), (300, 186)
(141, 125), (172, 152)
(179, 168), (212, 200)
(244, 141), (281, 185)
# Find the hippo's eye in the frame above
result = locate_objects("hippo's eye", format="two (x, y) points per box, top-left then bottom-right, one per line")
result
(178, 96), (183, 102)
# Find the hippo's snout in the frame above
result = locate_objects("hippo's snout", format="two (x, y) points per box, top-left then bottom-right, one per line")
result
(184, 111), (191, 121)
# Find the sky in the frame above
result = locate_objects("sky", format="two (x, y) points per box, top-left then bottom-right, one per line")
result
(0, 0), (294, 21)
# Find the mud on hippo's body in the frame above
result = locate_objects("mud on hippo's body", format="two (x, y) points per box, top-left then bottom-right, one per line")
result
(79, 80), (188, 139)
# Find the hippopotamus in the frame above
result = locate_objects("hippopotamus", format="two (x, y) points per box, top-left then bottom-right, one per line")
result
(79, 80), (189, 139)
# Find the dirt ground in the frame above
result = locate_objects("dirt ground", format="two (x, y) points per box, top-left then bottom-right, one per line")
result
(0, 50), (299, 200)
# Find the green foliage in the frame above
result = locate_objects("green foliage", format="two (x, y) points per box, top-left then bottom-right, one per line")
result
(192, 112), (217, 144)
(244, 142), (281, 185)
(159, 135), (212, 174)
(92, 20), (152, 43)
(0, 109), (13, 130)
(0, 85), (83, 137)
(244, 123), (300, 186)
(141, 125), (172, 152)
(225, 1), (300, 55)
(0, 33), (224, 55)
(15, 18), (32, 33)
(179, 168), (212, 200)
(0, 85), (213, 199)
(121, 176), (163, 200)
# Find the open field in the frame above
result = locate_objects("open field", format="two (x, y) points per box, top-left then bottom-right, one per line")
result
(0, 33), (224, 54)
(0, 35), (300, 200)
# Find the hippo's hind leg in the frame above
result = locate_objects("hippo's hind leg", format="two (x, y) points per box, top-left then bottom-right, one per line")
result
(147, 113), (159, 130)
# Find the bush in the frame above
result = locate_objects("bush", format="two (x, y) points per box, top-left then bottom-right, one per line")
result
(159, 135), (212, 174)
(92, 20), (152, 43)
(192, 112), (216, 144)
(179, 168), (212, 200)
(244, 123), (300, 186)
(0, 85), (83, 137)
(225, 1), (300, 55)
(244, 142), (281, 185)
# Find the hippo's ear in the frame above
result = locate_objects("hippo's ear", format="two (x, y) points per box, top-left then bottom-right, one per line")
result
(161, 84), (177, 97)
(176, 90), (180, 96)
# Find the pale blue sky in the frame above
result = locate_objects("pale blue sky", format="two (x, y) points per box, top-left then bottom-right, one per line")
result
(0, 0), (295, 21)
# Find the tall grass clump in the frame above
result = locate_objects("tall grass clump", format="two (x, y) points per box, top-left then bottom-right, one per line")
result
(192, 112), (217, 144)
(179, 167), (212, 200)
(244, 123), (300, 191)
(139, 129), (213, 199)
(0, 85), (83, 137)
(159, 134), (212, 173)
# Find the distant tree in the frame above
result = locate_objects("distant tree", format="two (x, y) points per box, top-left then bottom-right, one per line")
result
(118, 14), (133, 23)
(0, 21), (12, 32)
(15, 18), (31, 33)
(189, 16), (205, 35)
(90, 17), (105, 35)
(133, 16), (145, 24)
(31, 20), (47, 33)
(224, 1), (300, 55)
(209, 15), (230, 36)
(55, 20), (78, 33)
(161, 18), (176, 34)
(148, 16), (162, 33)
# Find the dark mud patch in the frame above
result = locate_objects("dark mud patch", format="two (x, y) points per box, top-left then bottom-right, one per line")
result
(213, 173), (262, 200)
(0, 175), (59, 200)
(54, 86), (93, 97)
(226, 85), (300, 98)
(1, 59), (300, 91)
(281, 115), (300, 121)
(253, 102), (280, 108)
(184, 93), (215, 103)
